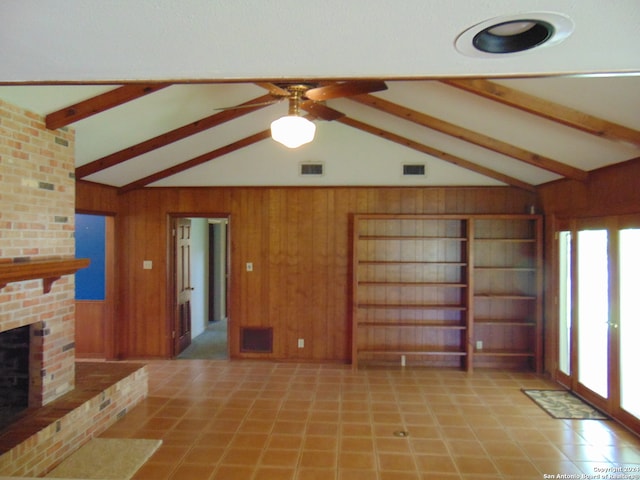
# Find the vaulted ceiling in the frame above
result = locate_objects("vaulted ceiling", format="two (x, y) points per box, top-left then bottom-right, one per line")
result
(1, 1), (639, 192)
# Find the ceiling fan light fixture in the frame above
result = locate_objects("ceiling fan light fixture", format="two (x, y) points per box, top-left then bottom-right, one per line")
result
(270, 85), (317, 148)
(271, 115), (316, 149)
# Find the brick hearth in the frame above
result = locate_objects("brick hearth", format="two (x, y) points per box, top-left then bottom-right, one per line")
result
(0, 362), (147, 477)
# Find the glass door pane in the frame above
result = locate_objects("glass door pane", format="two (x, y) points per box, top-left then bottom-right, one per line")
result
(577, 229), (609, 398)
(619, 228), (640, 418)
(558, 231), (572, 376)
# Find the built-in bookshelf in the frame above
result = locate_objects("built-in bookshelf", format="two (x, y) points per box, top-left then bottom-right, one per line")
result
(352, 214), (542, 372)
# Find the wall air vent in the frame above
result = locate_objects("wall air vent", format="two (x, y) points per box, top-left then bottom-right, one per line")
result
(240, 327), (273, 353)
(299, 162), (324, 176)
(403, 164), (426, 176)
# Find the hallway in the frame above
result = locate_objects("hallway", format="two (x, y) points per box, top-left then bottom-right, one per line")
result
(178, 319), (228, 360)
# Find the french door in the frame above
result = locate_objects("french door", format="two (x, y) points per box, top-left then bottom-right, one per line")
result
(556, 215), (640, 433)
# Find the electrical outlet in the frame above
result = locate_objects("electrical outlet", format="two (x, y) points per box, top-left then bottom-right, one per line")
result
(297, 338), (304, 348)
(476, 340), (483, 351)
(246, 262), (253, 272)
(143, 260), (152, 270)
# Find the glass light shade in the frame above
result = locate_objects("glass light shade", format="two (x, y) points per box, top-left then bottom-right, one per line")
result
(270, 115), (316, 148)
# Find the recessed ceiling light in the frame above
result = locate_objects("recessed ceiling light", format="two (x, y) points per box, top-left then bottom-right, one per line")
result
(455, 13), (574, 57)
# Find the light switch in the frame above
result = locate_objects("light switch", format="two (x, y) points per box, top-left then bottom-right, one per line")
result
(246, 262), (253, 272)
(143, 260), (153, 270)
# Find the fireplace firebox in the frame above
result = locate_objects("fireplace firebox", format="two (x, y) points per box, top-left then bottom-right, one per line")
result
(0, 325), (30, 430)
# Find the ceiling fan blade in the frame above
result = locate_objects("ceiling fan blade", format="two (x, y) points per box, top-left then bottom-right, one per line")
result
(255, 82), (291, 97)
(304, 81), (387, 101)
(213, 98), (282, 111)
(300, 101), (345, 121)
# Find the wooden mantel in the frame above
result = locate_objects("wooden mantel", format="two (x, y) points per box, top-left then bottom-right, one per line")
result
(0, 257), (90, 293)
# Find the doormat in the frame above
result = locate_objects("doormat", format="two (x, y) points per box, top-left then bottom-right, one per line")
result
(522, 389), (608, 420)
(46, 438), (162, 479)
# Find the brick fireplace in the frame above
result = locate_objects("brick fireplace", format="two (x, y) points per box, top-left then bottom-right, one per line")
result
(0, 98), (148, 477)
(0, 99), (77, 408)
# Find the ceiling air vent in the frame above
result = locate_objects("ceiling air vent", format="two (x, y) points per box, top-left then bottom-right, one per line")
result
(403, 164), (426, 176)
(299, 162), (324, 176)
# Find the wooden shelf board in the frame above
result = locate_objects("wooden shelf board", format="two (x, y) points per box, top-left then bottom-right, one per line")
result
(357, 304), (466, 310)
(359, 282), (466, 287)
(359, 261), (467, 266)
(475, 320), (536, 327)
(359, 236), (467, 241)
(358, 349), (467, 356)
(474, 295), (536, 300)
(474, 350), (535, 357)
(0, 257), (90, 293)
(474, 267), (535, 271)
(358, 322), (466, 329)
(474, 238), (535, 243)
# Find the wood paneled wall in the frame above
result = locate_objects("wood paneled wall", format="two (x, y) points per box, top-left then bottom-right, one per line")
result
(539, 156), (640, 218)
(76, 182), (536, 361)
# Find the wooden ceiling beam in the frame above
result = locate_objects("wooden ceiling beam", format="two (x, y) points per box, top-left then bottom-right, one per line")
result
(76, 93), (275, 179)
(118, 129), (271, 194)
(45, 83), (171, 130)
(338, 116), (536, 192)
(442, 79), (640, 148)
(351, 94), (588, 182)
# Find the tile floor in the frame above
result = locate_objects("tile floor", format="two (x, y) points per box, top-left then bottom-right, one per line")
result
(98, 360), (640, 480)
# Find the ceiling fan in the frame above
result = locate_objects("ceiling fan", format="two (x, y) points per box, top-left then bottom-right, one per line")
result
(222, 81), (388, 148)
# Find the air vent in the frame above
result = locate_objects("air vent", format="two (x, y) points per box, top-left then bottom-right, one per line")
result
(240, 327), (273, 353)
(299, 162), (324, 176)
(403, 164), (426, 176)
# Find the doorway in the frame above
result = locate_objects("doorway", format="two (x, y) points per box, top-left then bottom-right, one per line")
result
(555, 215), (640, 434)
(74, 212), (116, 359)
(170, 215), (229, 359)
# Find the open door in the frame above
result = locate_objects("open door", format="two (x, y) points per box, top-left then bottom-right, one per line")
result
(175, 217), (193, 354)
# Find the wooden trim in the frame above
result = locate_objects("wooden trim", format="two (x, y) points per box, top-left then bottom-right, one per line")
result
(442, 79), (640, 148)
(46, 84), (171, 130)
(466, 218), (474, 373)
(104, 215), (117, 360)
(75, 93), (275, 179)
(350, 94), (588, 182)
(337, 116), (536, 192)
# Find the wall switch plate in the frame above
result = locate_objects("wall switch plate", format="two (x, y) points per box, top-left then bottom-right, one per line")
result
(476, 340), (483, 350)
(143, 260), (152, 270)
(246, 262), (253, 272)
(297, 338), (304, 348)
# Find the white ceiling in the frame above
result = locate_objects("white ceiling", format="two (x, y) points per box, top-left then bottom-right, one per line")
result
(0, 1), (639, 190)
